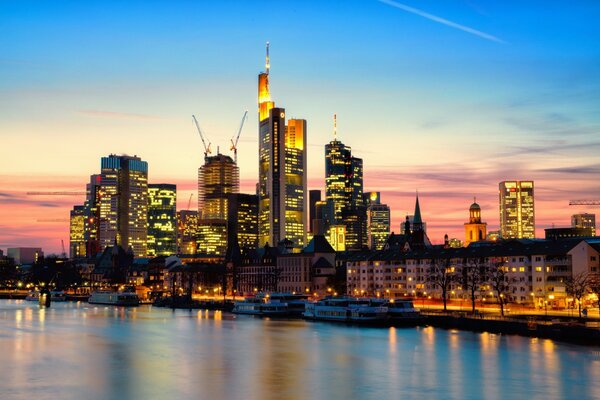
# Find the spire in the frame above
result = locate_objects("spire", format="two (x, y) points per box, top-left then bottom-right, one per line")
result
(265, 41), (270, 74)
(333, 113), (337, 140)
(413, 193), (422, 224)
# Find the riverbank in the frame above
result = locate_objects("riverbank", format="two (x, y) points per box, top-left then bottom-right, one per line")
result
(423, 312), (600, 346)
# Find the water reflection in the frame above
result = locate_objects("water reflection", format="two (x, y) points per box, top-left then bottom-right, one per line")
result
(0, 300), (597, 400)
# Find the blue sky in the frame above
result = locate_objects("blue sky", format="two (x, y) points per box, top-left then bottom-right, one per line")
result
(1, 0), (599, 252)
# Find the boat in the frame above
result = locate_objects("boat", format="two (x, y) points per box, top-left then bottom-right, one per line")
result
(88, 289), (140, 306)
(25, 290), (40, 301)
(370, 298), (423, 325)
(303, 297), (388, 323)
(268, 293), (310, 317)
(232, 295), (290, 317)
(49, 290), (67, 302)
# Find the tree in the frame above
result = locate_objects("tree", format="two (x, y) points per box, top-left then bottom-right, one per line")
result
(427, 257), (455, 312)
(462, 258), (485, 315)
(565, 272), (590, 318)
(588, 273), (600, 310)
(487, 262), (511, 317)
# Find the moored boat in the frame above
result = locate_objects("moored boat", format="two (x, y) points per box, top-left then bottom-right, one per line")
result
(303, 297), (388, 323)
(232, 296), (290, 317)
(88, 289), (140, 306)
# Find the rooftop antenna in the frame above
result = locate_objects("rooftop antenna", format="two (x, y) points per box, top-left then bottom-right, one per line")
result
(265, 41), (270, 74)
(333, 113), (337, 140)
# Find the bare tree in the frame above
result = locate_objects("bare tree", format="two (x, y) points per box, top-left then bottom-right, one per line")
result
(588, 273), (600, 310)
(487, 262), (511, 317)
(462, 258), (485, 315)
(565, 272), (590, 317)
(427, 257), (455, 312)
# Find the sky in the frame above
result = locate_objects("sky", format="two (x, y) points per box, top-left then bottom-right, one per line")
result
(1, 0), (599, 254)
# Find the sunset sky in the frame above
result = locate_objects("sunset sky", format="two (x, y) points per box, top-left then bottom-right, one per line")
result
(1, 1), (599, 254)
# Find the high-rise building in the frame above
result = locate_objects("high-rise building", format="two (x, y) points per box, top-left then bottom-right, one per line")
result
(198, 153), (239, 255)
(98, 155), (149, 257)
(464, 199), (487, 246)
(309, 190), (321, 234)
(572, 213), (596, 236)
(284, 118), (307, 248)
(177, 210), (198, 254)
(147, 184), (177, 257)
(227, 193), (259, 250)
(324, 115), (366, 250)
(83, 174), (102, 258)
(499, 181), (535, 239)
(69, 205), (86, 258)
(364, 191), (391, 250)
(257, 43), (307, 249)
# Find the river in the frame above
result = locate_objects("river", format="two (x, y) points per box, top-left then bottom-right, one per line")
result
(0, 300), (598, 400)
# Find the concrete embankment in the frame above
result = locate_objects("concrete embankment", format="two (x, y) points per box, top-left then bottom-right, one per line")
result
(422, 313), (600, 346)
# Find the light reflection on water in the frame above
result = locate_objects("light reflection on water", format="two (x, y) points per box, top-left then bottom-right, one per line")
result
(0, 300), (598, 400)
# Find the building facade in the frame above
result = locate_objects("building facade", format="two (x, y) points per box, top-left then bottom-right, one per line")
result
(499, 180), (535, 239)
(177, 210), (198, 255)
(572, 213), (596, 236)
(98, 155), (149, 257)
(198, 154), (240, 256)
(147, 184), (177, 257)
(364, 192), (390, 250)
(227, 193), (259, 251)
(69, 205), (86, 258)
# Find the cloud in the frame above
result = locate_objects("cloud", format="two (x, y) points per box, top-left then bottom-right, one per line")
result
(77, 110), (163, 121)
(377, 0), (505, 43)
(537, 164), (600, 175)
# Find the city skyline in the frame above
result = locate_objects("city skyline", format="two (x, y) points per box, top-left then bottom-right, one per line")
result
(2, 1), (599, 253)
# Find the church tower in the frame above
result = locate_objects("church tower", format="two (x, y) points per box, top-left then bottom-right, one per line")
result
(464, 198), (487, 246)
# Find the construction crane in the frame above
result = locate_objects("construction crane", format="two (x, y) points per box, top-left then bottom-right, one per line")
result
(27, 191), (85, 196)
(61, 240), (67, 258)
(187, 193), (194, 210)
(192, 115), (212, 160)
(230, 110), (248, 163)
(569, 200), (600, 206)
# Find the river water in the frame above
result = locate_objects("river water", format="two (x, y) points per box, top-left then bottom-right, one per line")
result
(0, 300), (598, 400)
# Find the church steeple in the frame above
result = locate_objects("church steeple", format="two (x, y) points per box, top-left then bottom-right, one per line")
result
(413, 193), (423, 231)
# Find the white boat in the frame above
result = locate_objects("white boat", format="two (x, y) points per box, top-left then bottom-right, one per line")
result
(25, 290), (40, 301)
(49, 291), (67, 302)
(303, 298), (388, 323)
(268, 293), (310, 317)
(232, 296), (290, 317)
(370, 299), (423, 324)
(88, 290), (140, 306)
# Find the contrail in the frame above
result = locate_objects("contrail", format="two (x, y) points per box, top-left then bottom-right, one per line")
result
(378, 0), (505, 44)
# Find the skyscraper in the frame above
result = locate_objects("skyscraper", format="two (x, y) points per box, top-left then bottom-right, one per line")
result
(257, 43), (307, 248)
(177, 210), (198, 254)
(147, 184), (177, 257)
(464, 199), (487, 246)
(227, 193), (259, 250)
(198, 153), (239, 255)
(364, 191), (391, 250)
(499, 181), (535, 239)
(69, 205), (86, 258)
(572, 213), (596, 236)
(98, 154), (149, 257)
(324, 115), (366, 250)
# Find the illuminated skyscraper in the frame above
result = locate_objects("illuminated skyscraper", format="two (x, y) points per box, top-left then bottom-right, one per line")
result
(98, 154), (149, 257)
(364, 192), (390, 250)
(177, 210), (198, 254)
(464, 199), (487, 246)
(309, 190), (321, 234)
(499, 181), (535, 239)
(198, 153), (239, 255)
(257, 43), (307, 248)
(228, 193), (259, 250)
(69, 205), (86, 258)
(147, 184), (177, 257)
(572, 213), (596, 236)
(324, 115), (366, 250)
